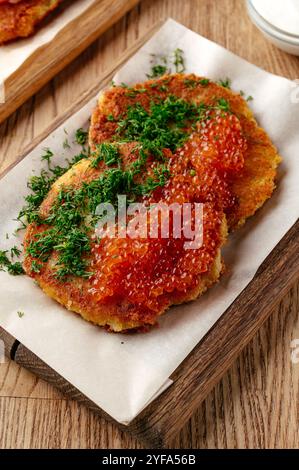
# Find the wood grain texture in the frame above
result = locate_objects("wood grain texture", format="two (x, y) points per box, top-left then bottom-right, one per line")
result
(0, 0), (299, 449)
(0, 0), (139, 124)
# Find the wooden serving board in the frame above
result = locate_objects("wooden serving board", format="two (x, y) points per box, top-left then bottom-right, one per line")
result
(1, 23), (299, 448)
(0, 0), (139, 124)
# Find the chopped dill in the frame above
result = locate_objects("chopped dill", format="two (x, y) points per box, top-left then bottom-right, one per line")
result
(216, 98), (230, 112)
(41, 148), (54, 166)
(63, 138), (70, 149)
(146, 48), (185, 78)
(116, 95), (204, 156)
(91, 143), (120, 168)
(240, 90), (254, 102)
(184, 78), (197, 88)
(10, 246), (21, 258)
(17, 311), (25, 318)
(31, 260), (43, 273)
(75, 128), (88, 146)
(173, 48), (185, 73)
(0, 250), (24, 275)
(125, 88), (147, 98)
(218, 78), (231, 89)
(136, 164), (170, 195)
(199, 78), (210, 86)
(7, 262), (24, 275)
(159, 85), (168, 92)
(147, 64), (168, 79)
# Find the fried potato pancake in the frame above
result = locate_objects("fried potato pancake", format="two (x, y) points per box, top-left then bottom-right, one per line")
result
(23, 74), (281, 331)
(23, 141), (228, 331)
(90, 74), (281, 229)
(0, 0), (62, 44)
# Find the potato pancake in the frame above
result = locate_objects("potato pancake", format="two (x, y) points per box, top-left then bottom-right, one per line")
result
(0, 0), (62, 44)
(23, 74), (280, 331)
(90, 74), (281, 229)
(23, 131), (237, 331)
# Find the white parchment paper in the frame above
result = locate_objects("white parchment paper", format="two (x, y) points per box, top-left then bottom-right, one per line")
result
(0, 19), (299, 425)
(0, 0), (96, 102)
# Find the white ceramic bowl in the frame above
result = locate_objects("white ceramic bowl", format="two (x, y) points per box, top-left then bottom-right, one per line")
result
(247, 0), (299, 55)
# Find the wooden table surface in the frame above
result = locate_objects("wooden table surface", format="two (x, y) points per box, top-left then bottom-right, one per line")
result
(0, 0), (298, 449)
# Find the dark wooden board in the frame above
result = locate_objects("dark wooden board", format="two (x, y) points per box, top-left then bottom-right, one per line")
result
(0, 22), (298, 448)
(0, 0), (139, 124)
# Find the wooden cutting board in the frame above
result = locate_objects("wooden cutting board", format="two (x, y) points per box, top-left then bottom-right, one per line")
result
(0, 23), (299, 448)
(0, 0), (139, 124)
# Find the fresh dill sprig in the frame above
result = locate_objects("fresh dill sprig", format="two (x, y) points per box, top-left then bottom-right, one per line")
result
(63, 138), (71, 149)
(75, 128), (88, 146)
(116, 95), (204, 156)
(184, 78), (210, 88)
(215, 98), (230, 112)
(41, 148), (54, 166)
(10, 246), (21, 258)
(135, 164), (170, 195)
(147, 64), (168, 79)
(0, 250), (24, 275)
(91, 143), (120, 168)
(184, 78), (197, 88)
(218, 78), (231, 89)
(146, 48), (186, 78)
(199, 78), (210, 86)
(173, 48), (185, 73)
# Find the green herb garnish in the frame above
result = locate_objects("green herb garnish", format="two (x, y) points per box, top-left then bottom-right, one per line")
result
(216, 98), (230, 112)
(199, 78), (210, 86)
(0, 250), (24, 275)
(91, 143), (120, 168)
(147, 64), (168, 79)
(184, 78), (197, 88)
(63, 138), (70, 149)
(218, 78), (231, 89)
(173, 48), (185, 73)
(41, 148), (54, 166)
(10, 246), (21, 258)
(75, 128), (88, 146)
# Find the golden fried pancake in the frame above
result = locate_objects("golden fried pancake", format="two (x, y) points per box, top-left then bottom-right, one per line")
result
(0, 0), (62, 44)
(23, 75), (280, 332)
(90, 74), (281, 229)
(23, 142), (228, 332)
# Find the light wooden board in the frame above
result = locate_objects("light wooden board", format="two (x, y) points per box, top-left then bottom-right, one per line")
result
(0, 0), (299, 450)
(0, 20), (299, 447)
(0, 0), (139, 124)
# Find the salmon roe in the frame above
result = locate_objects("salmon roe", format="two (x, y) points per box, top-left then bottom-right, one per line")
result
(88, 112), (247, 320)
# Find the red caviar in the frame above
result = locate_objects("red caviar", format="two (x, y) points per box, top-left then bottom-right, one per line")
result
(88, 112), (246, 319)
